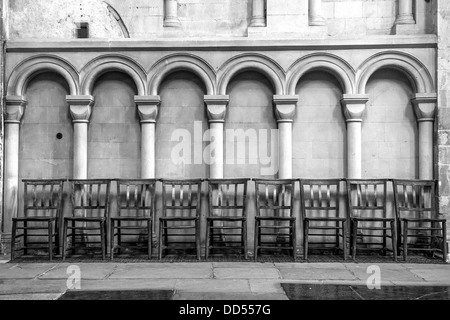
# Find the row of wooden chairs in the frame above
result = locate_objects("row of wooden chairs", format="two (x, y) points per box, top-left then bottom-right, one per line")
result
(10, 178), (447, 262)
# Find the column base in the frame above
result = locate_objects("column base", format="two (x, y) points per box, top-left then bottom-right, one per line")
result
(164, 18), (181, 27)
(392, 23), (419, 35)
(309, 17), (326, 26)
(250, 18), (266, 27)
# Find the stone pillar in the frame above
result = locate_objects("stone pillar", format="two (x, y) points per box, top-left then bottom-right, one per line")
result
(67, 96), (94, 179)
(396, 0), (415, 25)
(309, 0), (325, 26)
(135, 96), (161, 179)
(3, 96), (26, 239)
(341, 95), (369, 179)
(274, 95), (298, 179)
(412, 93), (437, 180)
(164, 0), (180, 27)
(250, 0), (266, 27)
(205, 95), (229, 179)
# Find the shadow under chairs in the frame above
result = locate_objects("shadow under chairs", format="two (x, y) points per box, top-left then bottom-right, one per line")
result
(346, 179), (397, 261)
(11, 179), (65, 261)
(253, 179), (297, 261)
(299, 179), (347, 261)
(392, 179), (447, 262)
(110, 179), (157, 260)
(205, 178), (249, 260)
(62, 179), (111, 260)
(158, 179), (203, 260)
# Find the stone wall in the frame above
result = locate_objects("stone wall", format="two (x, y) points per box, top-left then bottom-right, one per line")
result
(437, 1), (450, 252)
(5, 0), (437, 40)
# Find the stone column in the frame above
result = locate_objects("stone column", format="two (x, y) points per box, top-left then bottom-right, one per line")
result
(396, 0), (415, 25)
(341, 95), (369, 179)
(274, 95), (298, 179)
(309, 0), (325, 26)
(135, 96), (161, 179)
(250, 0), (266, 27)
(3, 96), (26, 238)
(205, 95), (229, 179)
(412, 93), (437, 180)
(164, 0), (180, 27)
(67, 96), (94, 179)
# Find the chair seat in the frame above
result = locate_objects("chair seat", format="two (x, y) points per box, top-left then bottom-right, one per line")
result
(400, 218), (446, 223)
(351, 217), (394, 222)
(160, 217), (198, 221)
(207, 216), (246, 221)
(65, 217), (106, 222)
(305, 217), (346, 222)
(111, 217), (152, 221)
(256, 216), (295, 221)
(13, 216), (56, 221)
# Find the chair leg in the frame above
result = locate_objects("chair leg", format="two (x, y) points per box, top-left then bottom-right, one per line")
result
(391, 221), (397, 262)
(403, 220), (408, 262)
(110, 220), (115, 261)
(71, 220), (76, 255)
(243, 219), (248, 260)
(48, 221), (53, 261)
(117, 220), (121, 255)
(23, 221), (28, 255)
(303, 220), (309, 261)
(292, 219), (297, 262)
(158, 220), (163, 261)
(55, 218), (60, 256)
(342, 221), (347, 261)
(443, 222), (447, 263)
(62, 219), (68, 261)
(148, 220), (152, 260)
(254, 220), (259, 262)
(101, 221), (106, 261)
(205, 220), (210, 260)
(196, 219), (201, 261)
(352, 220), (358, 261)
(382, 221), (387, 256)
(10, 220), (17, 261)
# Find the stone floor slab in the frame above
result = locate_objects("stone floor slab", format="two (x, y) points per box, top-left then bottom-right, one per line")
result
(173, 292), (288, 300)
(212, 262), (275, 268)
(344, 263), (423, 282)
(110, 264), (213, 279)
(0, 279), (67, 294)
(77, 279), (177, 291)
(0, 263), (58, 279)
(0, 293), (62, 300)
(214, 267), (281, 279)
(278, 265), (357, 281)
(39, 263), (118, 280)
(175, 279), (250, 293)
(249, 280), (285, 294)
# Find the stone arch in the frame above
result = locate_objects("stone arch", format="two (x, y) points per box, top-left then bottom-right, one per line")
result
(357, 51), (435, 94)
(217, 53), (285, 95)
(148, 53), (216, 95)
(287, 53), (355, 94)
(7, 54), (80, 96)
(81, 54), (147, 95)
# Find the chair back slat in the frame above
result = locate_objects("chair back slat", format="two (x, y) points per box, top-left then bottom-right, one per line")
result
(161, 179), (203, 218)
(69, 179), (111, 218)
(254, 179), (295, 218)
(116, 179), (156, 218)
(299, 179), (342, 220)
(346, 179), (389, 219)
(207, 179), (249, 218)
(23, 179), (65, 218)
(392, 179), (437, 220)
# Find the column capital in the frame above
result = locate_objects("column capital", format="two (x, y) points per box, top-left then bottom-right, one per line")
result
(273, 95), (298, 123)
(205, 95), (229, 123)
(67, 95), (94, 123)
(341, 94), (369, 122)
(5, 96), (27, 124)
(412, 93), (437, 122)
(135, 95), (161, 124)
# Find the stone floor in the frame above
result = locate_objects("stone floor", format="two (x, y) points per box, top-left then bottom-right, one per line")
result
(0, 256), (449, 300)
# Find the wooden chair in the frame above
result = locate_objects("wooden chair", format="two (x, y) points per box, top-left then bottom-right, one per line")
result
(62, 179), (111, 260)
(159, 179), (203, 260)
(11, 179), (65, 261)
(254, 179), (297, 261)
(205, 178), (249, 259)
(346, 179), (397, 261)
(110, 179), (157, 260)
(299, 179), (347, 261)
(392, 179), (447, 262)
